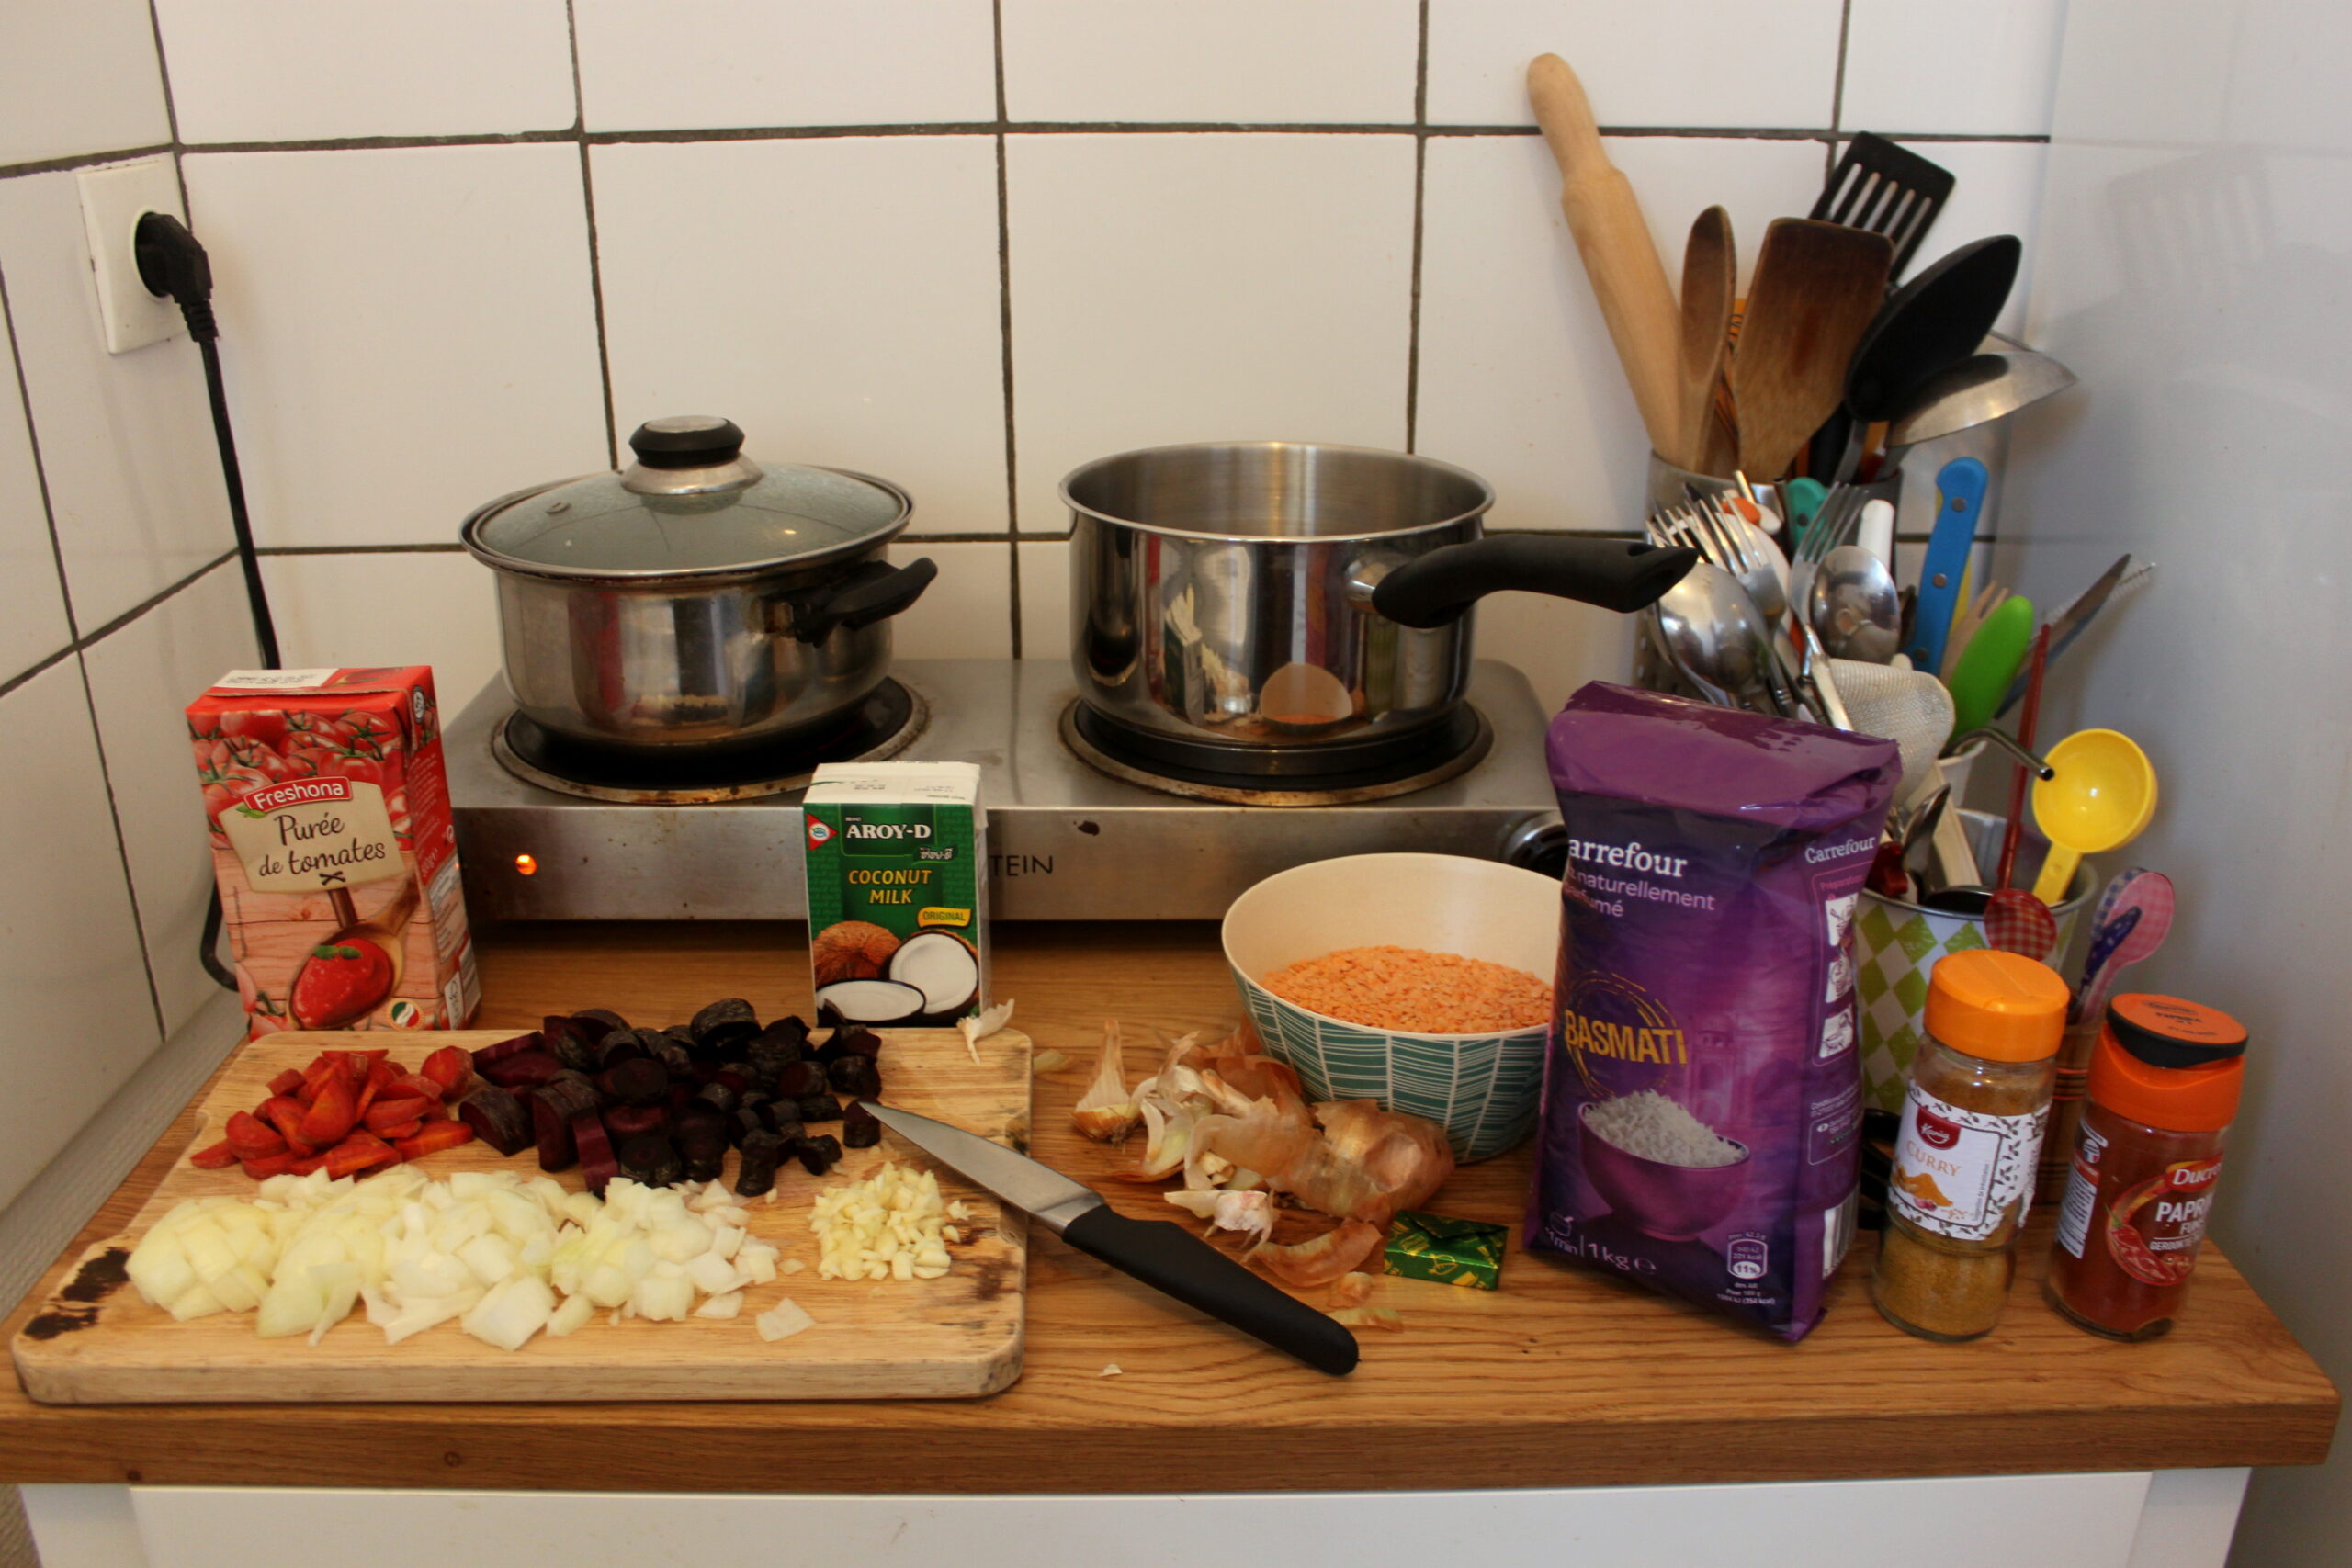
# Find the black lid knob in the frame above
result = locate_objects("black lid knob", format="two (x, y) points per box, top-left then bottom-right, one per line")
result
(628, 415), (745, 469)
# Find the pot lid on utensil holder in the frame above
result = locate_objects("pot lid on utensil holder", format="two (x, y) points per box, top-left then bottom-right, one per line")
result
(463, 415), (913, 581)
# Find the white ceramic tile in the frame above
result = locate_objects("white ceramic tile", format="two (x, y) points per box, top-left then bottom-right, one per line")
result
(260, 550), (506, 708)
(1426, 0), (1845, 129)
(0, 171), (233, 631)
(1841, 0), (2066, 138)
(1014, 539), (1069, 661)
(594, 139), (1006, 537)
(1474, 592), (1635, 716)
(1001, 0), (1419, 123)
(82, 562), (256, 1038)
(0, 335), (72, 682)
(0, 658), (164, 1209)
(181, 145), (608, 548)
(0, 0), (171, 166)
(574, 0), (996, 131)
(1416, 136), (1828, 536)
(1007, 133), (1414, 532)
(154, 0), (576, 143)
(1872, 140), (2048, 333)
(889, 541), (1012, 660)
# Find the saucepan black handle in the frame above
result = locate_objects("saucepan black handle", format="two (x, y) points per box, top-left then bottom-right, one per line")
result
(784, 558), (937, 643)
(1371, 536), (1699, 626)
(1059, 1205), (1360, 1375)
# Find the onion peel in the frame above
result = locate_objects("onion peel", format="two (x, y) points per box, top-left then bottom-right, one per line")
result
(1252, 1219), (1383, 1288)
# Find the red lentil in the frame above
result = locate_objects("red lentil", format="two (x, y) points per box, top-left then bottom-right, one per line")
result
(1262, 945), (1553, 1033)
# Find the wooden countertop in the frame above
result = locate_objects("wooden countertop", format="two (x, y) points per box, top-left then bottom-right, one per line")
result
(0, 922), (2334, 1495)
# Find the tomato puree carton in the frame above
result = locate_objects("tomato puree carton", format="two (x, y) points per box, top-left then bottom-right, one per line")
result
(187, 667), (480, 1041)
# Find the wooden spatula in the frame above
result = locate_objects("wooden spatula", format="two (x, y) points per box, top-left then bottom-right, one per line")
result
(1527, 53), (1680, 458)
(1676, 206), (1736, 473)
(1728, 219), (1891, 479)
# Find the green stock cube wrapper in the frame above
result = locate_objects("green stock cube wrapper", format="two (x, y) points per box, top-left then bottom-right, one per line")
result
(1382, 1211), (1505, 1292)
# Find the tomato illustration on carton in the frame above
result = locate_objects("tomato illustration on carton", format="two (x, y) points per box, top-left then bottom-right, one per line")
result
(187, 668), (478, 1040)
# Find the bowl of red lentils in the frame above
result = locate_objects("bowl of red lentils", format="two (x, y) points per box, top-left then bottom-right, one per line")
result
(1221, 853), (1561, 1161)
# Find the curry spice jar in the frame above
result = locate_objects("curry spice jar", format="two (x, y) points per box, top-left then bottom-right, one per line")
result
(2046, 995), (2248, 1341)
(1871, 950), (2069, 1342)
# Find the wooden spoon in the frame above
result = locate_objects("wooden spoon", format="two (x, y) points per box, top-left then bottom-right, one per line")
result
(1526, 53), (1681, 457)
(1727, 219), (1892, 479)
(1676, 206), (1736, 474)
(288, 881), (420, 1028)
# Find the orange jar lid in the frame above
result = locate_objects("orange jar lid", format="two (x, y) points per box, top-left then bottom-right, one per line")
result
(1925, 949), (2068, 1062)
(2090, 1022), (2245, 1132)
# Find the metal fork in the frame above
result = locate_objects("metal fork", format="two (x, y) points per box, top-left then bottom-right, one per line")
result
(1645, 505), (1818, 724)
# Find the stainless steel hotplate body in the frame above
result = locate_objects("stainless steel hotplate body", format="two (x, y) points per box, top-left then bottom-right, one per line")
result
(446, 658), (1565, 920)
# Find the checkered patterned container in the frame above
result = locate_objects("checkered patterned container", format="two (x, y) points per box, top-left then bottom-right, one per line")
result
(1855, 842), (2094, 1113)
(1222, 853), (1561, 1163)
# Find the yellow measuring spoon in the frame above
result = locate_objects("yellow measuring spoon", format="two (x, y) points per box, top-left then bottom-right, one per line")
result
(2031, 729), (2158, 905)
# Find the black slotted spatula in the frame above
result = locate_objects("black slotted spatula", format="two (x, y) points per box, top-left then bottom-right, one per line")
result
(1809, 132), (1955, 282)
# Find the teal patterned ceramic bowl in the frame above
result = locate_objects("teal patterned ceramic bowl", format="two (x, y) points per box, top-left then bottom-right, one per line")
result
(1221, 853), (1560, 1163)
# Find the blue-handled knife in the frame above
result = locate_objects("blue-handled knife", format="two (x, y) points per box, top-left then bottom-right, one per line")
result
(863, 1101), (1360, 1375)
(1906, 456), (1988, 671)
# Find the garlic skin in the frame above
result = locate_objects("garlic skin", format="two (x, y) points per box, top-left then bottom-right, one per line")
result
(1070, 1020), (1139, 1141)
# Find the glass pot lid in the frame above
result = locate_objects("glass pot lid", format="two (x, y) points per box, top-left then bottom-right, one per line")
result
(465, 416), (911, 579)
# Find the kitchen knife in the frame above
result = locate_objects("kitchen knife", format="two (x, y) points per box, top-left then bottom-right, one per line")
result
(863, 1102), (1361, 1375)
(1996, 553), (2132, 717)
(1905, 456), (1987, 671)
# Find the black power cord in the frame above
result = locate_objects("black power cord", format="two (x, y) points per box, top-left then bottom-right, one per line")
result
(136, 211), (277, 991)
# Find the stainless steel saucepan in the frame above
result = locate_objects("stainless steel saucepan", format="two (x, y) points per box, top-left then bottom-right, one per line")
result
(1064, 442), (1694, 761)
(462, 416), (934, 761)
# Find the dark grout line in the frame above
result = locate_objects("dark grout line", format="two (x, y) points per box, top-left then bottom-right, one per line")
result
(258, 543), (468, 555)
(177, 130), (578, 156)
(69, 649), (171, 1044)
(992, 0), (1023, 659)
(1403, 0), (1429, 455)
(139, 123), (2060, 162)
(1830, 0), (1855, 143)
(0, 264), (83, 648)
(0, 143), (175, 181)
(563, 1), (620, 470)
(72, 548), (241, 648)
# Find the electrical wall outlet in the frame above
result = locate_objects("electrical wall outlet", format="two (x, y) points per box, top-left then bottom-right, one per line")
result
(76, 157), (187, 355)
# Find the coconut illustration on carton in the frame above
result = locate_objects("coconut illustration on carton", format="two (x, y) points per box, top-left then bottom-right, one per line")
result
(812, 923), (982, 1027)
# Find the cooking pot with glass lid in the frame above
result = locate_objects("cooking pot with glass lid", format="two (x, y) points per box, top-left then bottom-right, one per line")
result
(460, 415), (934, 761)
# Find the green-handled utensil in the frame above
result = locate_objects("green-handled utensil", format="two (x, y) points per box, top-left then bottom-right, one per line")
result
(1944, 593), (2036, 741)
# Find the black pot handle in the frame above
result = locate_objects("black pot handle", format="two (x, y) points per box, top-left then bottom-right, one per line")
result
(783, 557), (937, 644)
(1370, 535), (1698, 627)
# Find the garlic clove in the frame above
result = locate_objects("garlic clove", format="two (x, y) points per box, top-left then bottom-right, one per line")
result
(1071, 1019), (1140, 1142)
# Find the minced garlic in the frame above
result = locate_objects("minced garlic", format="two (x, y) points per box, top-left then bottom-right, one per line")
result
(810, 1163), (956, 1281)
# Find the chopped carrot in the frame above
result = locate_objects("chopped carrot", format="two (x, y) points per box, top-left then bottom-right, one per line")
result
(393, 1122), (476, 1160)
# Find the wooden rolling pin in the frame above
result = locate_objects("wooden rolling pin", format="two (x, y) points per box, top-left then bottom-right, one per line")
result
(1527, 53), (1680, 458)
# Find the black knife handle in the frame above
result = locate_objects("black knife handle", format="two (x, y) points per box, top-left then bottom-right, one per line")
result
(1060, 1206), (1360, 1376)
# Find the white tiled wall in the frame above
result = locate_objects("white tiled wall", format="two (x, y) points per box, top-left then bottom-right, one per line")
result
(0, 4), (2067, 1231)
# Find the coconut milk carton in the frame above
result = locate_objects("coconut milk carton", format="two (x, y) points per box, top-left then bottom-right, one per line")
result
(802, 761), (989, 1028)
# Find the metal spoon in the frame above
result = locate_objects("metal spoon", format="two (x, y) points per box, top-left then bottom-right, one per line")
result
(1650, 560), (1779, 714)
(1885, 350), (2077, 451)
(1807, 544), (1902, 663)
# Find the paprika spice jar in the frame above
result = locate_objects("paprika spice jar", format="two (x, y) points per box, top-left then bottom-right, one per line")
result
(2046, 994), (2247, 1341)
(1871, 950), (2069, 1342)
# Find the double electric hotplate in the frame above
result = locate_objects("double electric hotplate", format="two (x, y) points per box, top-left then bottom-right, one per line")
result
(446, 659), (1566, 921)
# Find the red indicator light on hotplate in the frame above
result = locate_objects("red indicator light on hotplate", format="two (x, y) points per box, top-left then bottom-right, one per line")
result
(514, 853), (538, 876)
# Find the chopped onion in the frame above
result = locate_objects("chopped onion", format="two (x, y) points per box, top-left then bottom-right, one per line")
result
(755, 1298), (815, 1342)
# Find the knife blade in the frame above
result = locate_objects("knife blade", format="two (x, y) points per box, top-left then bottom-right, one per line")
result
(1996, 553), (2132, 717)
(864, 1102), (1360, 1376)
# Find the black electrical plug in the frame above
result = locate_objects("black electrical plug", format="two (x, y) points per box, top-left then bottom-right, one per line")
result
(133, 210), (218, 343)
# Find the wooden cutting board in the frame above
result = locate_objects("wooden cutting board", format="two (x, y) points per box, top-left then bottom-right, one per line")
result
(13, 1028), (1030, 1404)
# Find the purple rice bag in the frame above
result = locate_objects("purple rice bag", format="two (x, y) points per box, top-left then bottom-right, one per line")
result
(1530, 683), (1898, 1339)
